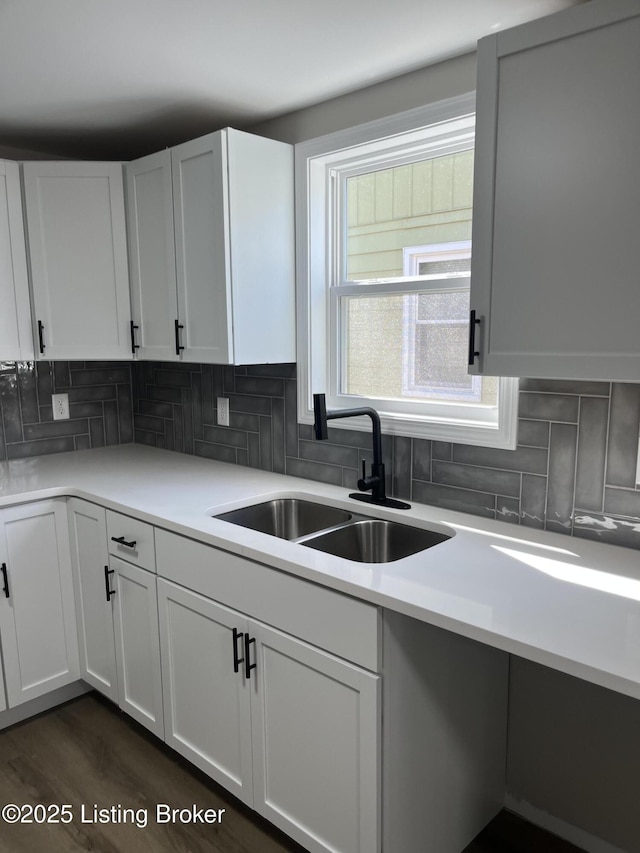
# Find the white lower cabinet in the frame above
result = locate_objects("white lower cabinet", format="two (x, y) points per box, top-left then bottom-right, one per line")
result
(63, 509), (506, 853)
(68, 498), (163, 738)
(0, 500), (80, 707)
(0, 658), (6, 712)
(157, 577), (379, 853)
(157, 581), (254, 801)
(250, 619), (379, 853)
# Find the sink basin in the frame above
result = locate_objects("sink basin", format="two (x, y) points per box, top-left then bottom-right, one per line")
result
(300, 518), (450, 563)
(215, 499), (352, 540)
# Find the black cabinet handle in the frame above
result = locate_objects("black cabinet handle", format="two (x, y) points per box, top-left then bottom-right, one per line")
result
(244, 634), (257, 679)
(232, 627), (244, 673)
(104, 565), (115, 601)
(174, 319), (184, 355)
(111, 535), (137, 549)
(130, 321), (140, 354)
(1, 563), (9, 598)
(37, 320), (45, 354)
(468, 309), (481, 366)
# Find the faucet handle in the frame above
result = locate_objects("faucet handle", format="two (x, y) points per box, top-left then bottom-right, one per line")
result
(357, 459), (369, 492)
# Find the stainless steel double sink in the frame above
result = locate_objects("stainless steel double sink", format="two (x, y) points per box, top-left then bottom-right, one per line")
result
(214, 498), (451, 563)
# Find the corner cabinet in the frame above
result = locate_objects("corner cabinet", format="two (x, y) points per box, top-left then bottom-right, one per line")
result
(0, 501), (80, 707)
(67, 498), (164, 738)
(469, 0), (640, 380)
(22, 161), (132, 360)
(0, 160), (33, 361)
(126, 129), (295, 364)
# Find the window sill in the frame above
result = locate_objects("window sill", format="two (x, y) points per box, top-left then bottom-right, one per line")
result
(298, 379), (520, 450)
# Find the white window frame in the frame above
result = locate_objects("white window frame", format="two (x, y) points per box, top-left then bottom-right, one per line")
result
(295, 93), (519, 449)
(402, 240), (471, 277)
(401, 240), (481, 400)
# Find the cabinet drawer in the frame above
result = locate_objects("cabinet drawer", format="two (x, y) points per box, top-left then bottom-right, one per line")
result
(155, 528), (379, 672)
(106, 511), (155, 571)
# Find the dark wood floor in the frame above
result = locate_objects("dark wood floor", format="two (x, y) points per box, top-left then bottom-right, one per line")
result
(0, 694), (585, 853)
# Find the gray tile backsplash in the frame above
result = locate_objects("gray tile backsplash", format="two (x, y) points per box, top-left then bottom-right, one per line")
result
(2, 360), (639, 552)
(131, 363), (640, 551)
(0, 361), (133, 460)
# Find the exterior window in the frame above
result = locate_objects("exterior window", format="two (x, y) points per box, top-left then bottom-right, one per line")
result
(295, 95), (518, 448)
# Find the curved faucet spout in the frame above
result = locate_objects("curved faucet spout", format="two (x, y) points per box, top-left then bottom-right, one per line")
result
(312, 393), (410, 510)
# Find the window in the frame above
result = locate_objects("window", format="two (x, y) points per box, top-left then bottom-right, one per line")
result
(295, 94), (518, 448)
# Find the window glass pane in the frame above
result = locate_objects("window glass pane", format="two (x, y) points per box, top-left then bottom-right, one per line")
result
(416, 291), (468, 323)
(414, 324), (472, 389)
(342, 292), (498, 405)
(345, 150), (474, 282)
(418, 257), (469, 275)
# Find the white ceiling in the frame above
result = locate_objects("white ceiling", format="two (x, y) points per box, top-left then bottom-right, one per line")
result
(0, 0), (579, 159)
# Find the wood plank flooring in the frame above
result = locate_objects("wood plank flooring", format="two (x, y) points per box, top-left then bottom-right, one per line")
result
(0, 694), (586, 853)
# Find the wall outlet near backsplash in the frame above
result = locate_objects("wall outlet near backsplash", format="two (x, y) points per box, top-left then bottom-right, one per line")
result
(52, 393), (69, 420)
(216, 397), (230, 427)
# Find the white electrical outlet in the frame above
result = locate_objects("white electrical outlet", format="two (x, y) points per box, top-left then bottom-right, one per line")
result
(217, 397), (230, 427)
(52, 393), (70, 421)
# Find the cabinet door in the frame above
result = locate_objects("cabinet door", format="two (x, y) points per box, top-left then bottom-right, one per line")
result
(0, 501), (80, 707)
(171, 132), (233, 364)
(0, 663), (5, 713)
(226, 129), (295, 365)
(250, 621), (380, 853)
(157, 579), (253, 804)
(126, 151), (179, 361)
(68, 498), (118, 702)
(0, 160), (33, 361)
(470, 2), (640, 380)
(112, 557), (164, 738)
(23, 161), (132, 360)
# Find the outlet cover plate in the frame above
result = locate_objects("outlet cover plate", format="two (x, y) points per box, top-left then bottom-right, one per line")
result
(52, 393), (70, 420)
(217, 397), (230, 427)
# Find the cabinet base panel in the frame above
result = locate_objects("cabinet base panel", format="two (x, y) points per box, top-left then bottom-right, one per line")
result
(0, 680), (90, 731)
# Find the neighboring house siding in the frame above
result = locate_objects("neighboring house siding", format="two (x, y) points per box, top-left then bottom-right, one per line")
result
(344, 151), (474, 399)
(346, 151), (473, 279)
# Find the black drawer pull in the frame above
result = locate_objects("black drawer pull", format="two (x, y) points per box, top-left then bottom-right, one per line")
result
(174, 319), (185, 355)
(232, 627), (244, 674)
(111, 535), (137, 549)
(468, 309), (481, 365)
(104, 565), (115, 601)
(244, 634), (257, 679)
(130, 320), (140, 354)
(37, 320), (45, 354)
(1, 563), (9, 598)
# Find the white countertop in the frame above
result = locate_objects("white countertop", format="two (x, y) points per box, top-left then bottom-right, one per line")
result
(2, 444), (639, 700)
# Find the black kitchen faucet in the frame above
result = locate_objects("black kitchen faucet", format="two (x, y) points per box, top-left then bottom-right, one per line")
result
(312, 393), (410, 510)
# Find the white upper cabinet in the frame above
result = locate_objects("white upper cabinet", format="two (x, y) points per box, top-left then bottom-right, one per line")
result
(470, 0), (640, 380)
(0, 160), (33, 361)
(126, 150), (178, 360)
(22, 161), (132, 360)
(127, 128), (295, 365)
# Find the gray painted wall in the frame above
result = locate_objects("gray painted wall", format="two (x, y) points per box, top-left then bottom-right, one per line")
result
(507, 658), (640, 853)
(250, 53), (477, 144)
